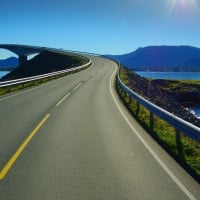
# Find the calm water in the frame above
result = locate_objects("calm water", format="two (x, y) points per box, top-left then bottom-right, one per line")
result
(0, 71), (10, 79)
(135, 71), (200, 119)
(135, 71), (200, 80)
(187, 108), (200, 119)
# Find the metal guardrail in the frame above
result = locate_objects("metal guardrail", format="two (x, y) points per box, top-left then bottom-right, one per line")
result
(0, 55), (91, 88)
(115, 62), (200, 142)
(1, 48), (199, 141)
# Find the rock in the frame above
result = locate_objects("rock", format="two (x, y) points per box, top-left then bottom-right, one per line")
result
(123, 67), (200, 127)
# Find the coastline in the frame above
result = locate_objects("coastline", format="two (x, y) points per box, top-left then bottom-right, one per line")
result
(0, 71), (10, 79)
(135, 71), (200, 81)
(186, 108), (200, 120)
(121, 67), (200, 128)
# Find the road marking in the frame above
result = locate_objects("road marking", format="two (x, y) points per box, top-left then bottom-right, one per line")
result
(84, 77), (90, 82)
(0, 80), (54, 102)
(56, 92), (71, 107)
(73, 83), (82, 91)
(0, 86), (41, 102)
(0, 114), (50, 180)
(109, 66), (197, 200)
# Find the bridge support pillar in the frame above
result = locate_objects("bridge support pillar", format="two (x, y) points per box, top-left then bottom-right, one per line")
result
(19, 55), (27, 65)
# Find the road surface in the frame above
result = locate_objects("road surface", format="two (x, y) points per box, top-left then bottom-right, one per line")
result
(0, 56), (199, 199)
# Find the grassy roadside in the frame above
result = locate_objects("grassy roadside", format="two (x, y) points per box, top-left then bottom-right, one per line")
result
(0, 64), (90, 96)
(0, 51), (91, 96)
(117, 66), (200, 182)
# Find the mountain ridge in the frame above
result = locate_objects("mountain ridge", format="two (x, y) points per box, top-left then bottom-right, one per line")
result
(108, 45), (200, 71)
(0, 57), (18, 70)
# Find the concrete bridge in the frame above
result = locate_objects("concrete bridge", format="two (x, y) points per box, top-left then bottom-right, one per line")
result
(0, 44), (47, 65)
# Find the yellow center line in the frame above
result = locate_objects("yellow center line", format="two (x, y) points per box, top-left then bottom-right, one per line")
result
(83, 78), (88, 82)
(73, 83), (82, 91)
(0, 114), (50, 180)
(56, 92), (71, 107)
(84, 77), (90, 82)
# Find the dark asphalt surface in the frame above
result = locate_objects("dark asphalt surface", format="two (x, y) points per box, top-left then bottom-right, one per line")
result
(0, 56), (199, 199)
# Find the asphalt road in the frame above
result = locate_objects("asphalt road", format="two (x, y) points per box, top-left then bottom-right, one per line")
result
(0, 56), (199, 199)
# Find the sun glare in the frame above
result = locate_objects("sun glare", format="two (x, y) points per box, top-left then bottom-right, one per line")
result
(168, 0), (199, 12)
(166, 0), (199, 22)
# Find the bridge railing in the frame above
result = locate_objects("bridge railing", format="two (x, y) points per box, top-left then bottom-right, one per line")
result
(105, 57), (200, 142)
(0, 58), (91, 90)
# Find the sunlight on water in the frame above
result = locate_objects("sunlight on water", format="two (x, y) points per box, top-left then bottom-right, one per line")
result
(186, 108), (200, 119)
(0, 71), (10, 79)
(135, 71), (200, 80)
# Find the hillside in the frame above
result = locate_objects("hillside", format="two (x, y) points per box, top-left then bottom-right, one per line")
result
(120, 67), (200, 127)
(0, 57), (18, 70)
(109, 46), (200, 71)
(1, 51), (87, 81)
(180, 56), (200, 67)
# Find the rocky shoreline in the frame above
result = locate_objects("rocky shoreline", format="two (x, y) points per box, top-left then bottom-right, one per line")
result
(186, 108), (200, 119)
(122, 67), (200, 128)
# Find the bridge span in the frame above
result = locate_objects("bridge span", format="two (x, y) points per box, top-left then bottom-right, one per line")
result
(0, 46), (199, 200)
(0, 44), (48, 65)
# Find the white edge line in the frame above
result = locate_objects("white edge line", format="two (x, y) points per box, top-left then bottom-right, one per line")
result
(109, 65), (197, 200)
(0, 79), (54, 102)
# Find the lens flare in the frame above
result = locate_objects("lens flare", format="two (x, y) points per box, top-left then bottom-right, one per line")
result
(166, 0), (200, 23)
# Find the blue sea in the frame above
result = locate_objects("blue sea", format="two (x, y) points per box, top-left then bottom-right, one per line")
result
(0, 71), (10, 79)
(135, 71), (200, 80)
(186, 108), (200, 119)
(135, 71), (200, 120)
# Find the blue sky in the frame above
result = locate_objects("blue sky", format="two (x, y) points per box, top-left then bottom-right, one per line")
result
(0, 0), (200, 57)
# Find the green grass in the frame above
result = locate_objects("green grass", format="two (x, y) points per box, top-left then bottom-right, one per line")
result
(117, 67), (200, 181)
(0, 64), (90, 96)
(158, 80), (200, 92)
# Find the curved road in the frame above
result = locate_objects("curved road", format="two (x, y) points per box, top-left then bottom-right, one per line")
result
(0, 56), (199, 199)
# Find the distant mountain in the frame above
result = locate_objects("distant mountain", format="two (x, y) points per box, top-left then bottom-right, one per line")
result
(0, 57), (18, 69)
(108, 46), (200, 71)
(180, 56), (200, 67)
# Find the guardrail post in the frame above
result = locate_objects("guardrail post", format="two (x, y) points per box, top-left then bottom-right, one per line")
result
(8, 86), (12, 93)
(150, 111), (154, 131)
(136, 102), (140, 116)
(126, 94), (131, 104)
(116, 80), (123, 96)
(175, 129), (186, 163)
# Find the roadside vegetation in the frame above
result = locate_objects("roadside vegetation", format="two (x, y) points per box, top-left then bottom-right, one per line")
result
(117, 66), (200, 182)
(0, 66), (90, 96)
(0, 51), (88, 81)
(0, 51), (90, 96)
